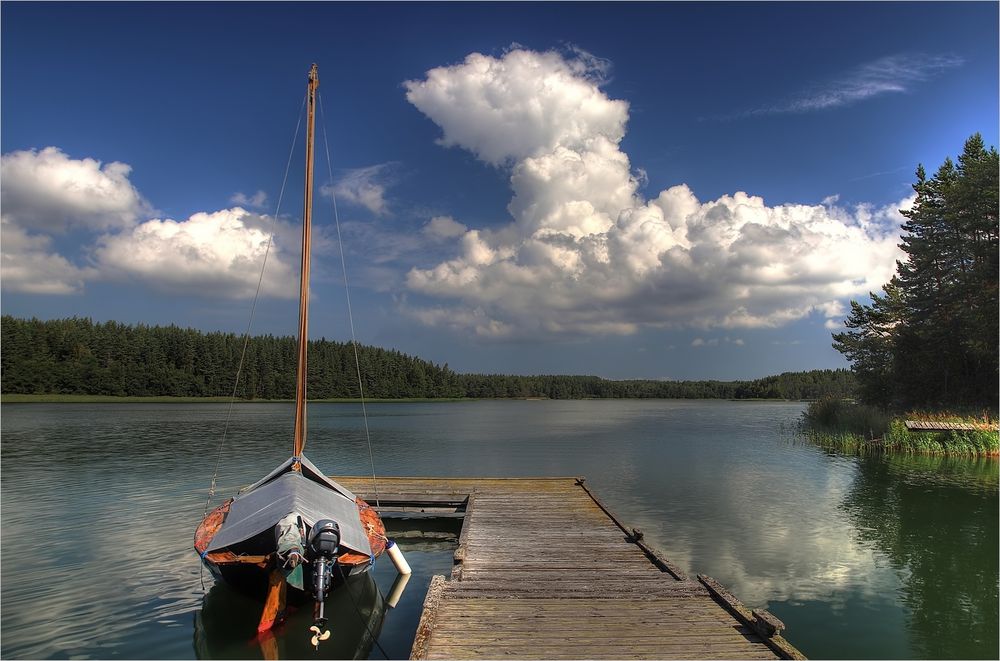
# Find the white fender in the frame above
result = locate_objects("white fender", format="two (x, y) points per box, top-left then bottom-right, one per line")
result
(385, 539), (411, 575)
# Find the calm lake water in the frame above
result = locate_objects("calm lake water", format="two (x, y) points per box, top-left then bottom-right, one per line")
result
(1, 400), (996, 659)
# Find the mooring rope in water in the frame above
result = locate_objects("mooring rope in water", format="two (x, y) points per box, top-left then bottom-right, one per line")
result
(203, 93), (308, 517)
(317, 91), (382, 511)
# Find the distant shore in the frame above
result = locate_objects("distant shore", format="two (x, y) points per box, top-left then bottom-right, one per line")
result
(0, 393), (813, 404)
(0, 394), (471, 404)
(1, 317), (857, 401)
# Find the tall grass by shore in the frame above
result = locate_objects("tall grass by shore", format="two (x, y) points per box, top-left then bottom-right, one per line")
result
(802, 398), (998, 456)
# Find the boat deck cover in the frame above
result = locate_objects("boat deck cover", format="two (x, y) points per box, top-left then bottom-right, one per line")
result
(240, 454), (357, 500)
(205, 470), (371, 556)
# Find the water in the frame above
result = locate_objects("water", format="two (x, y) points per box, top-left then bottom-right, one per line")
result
(1, 400), (996, 659)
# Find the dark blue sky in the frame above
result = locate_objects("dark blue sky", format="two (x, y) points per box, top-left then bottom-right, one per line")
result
(2, 2), (997, 379)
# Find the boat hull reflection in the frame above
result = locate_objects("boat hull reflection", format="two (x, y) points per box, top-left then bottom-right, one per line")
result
(194, 572), (386, 660)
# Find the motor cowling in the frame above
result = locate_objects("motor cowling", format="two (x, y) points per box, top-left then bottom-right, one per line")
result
(308, 519), (341, 560)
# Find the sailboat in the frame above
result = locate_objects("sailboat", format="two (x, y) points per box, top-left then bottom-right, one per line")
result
(194, 64), (389, 640)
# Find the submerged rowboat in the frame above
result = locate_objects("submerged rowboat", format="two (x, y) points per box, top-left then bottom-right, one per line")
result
(193, 64), (391, 643)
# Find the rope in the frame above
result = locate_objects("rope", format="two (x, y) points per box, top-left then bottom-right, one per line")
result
(317, 91), (381, 511)
(203, 92), (308, 517)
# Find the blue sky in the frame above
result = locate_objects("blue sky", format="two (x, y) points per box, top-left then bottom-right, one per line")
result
(2, 2), (997, 380)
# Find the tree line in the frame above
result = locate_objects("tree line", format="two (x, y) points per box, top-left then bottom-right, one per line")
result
(0, 315), (855, 400)
(833, 134), (997, 409)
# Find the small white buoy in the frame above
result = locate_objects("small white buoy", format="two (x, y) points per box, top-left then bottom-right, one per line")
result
(385, 539), (411, 575)
(385, 571), (411, 608)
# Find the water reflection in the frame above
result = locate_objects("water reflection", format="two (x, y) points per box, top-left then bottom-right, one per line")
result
(194, 573), (385, 660)
(841, 454), (999, 659)
(2, 401), (996, 660)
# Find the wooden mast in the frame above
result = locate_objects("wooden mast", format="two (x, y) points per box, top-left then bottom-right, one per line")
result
(293, 63), (319, 459)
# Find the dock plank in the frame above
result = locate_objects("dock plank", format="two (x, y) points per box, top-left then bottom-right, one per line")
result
(333, 476), (804, 659)
(904, 420), (996, 432)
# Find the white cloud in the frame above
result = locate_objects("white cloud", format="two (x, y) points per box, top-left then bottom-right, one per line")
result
(336, 219), (425, 267)
(323, 164), (395, 215)
(792, 53), (963, 111)
(0, 146), (147, 295)
(736, 53), (963, 117)
(230, 190), (268, 209)
(0, 146), (302, 300)
(0, 147), (148, 232)
(407, 304), (515, 338)
(0, 219), (96, 294)
(691, 336), (744, 348)
(423, 215), (468, 240)
(94, 208), (296, 299)
(403, 48), (906, 339)
(816, 300), (846, 319)
(404, 48), (628, 166)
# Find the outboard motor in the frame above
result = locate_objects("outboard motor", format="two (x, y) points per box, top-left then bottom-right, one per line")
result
(309, 519), (341, 563)
(307, 519), (340, 644)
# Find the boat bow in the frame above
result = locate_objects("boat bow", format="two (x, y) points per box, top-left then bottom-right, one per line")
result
(204, 455), (372, 558)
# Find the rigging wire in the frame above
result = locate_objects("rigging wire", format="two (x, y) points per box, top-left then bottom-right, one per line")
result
(317, 90), (381, 511)
(203, 92), (308, 517)
(336, 565), (392, 659)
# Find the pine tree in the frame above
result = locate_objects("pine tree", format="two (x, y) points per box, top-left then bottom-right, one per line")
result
(832, 280), (906, 407)
(833, 133), (998, 408)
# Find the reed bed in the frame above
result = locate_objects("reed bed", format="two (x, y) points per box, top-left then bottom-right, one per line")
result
(802, 398), (999, 456)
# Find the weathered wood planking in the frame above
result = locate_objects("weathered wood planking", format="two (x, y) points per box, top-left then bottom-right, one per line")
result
(904, 420), (996, 432)
(333, 476), (805, 660)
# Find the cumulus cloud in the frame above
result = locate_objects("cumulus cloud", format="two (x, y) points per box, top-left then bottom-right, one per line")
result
(94, 208), (296, 299)
(0, 147), (149, 232)
(403, 47), (907, 339)
(404, 48), (628, 166)
(230, 190), (268, 209)
(0, 219), (96, 294)
(423, 215), (468, 240)
(322, 163), (396, 215)
(0, 146), (299, 299)
(1, 147), (147, 294)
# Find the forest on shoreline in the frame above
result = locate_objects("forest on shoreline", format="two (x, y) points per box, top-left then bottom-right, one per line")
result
(1, 315), (855, 401)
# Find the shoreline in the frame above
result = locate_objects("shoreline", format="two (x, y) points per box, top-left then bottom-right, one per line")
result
(0, 394), (471, 404)
(0, 393), (813, 404)
(802, 400), (999, 457)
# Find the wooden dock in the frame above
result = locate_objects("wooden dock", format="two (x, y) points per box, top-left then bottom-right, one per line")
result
(904, 420), (995, 432)
(335, 476), (804, 660)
